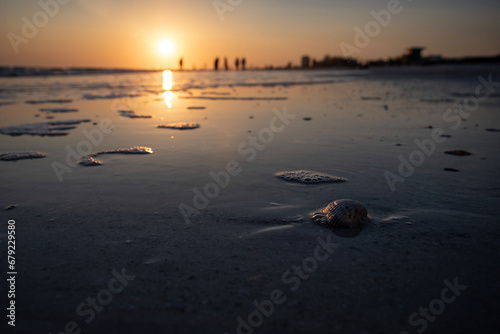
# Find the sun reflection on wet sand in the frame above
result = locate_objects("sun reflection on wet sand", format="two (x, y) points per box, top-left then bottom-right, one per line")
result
(163, 91), (173, 108)
(163, 70), (173, 109)
(163, 70), (172, 90)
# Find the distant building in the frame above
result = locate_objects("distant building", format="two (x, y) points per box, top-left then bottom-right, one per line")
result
(301, 55), (310, 68)
(311, 55), (359, 68)
(404, 47), (425, 64)
(423, 55), (444, 65)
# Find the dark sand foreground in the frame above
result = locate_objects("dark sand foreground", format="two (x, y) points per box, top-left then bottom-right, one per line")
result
(2, 203), (500, 334)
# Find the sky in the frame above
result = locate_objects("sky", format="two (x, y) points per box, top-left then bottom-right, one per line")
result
(0, 0), (499, 69)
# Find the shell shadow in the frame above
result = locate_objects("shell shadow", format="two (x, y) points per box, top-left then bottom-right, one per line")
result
(330, 223), (365, 238)
(312, 215), (367, 238)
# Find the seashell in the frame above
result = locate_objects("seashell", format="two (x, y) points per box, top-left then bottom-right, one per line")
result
(312, 199), (368, 229)
(275, 170), (346, 184)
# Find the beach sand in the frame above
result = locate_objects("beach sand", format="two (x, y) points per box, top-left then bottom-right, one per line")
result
(1, 65), (499, 333)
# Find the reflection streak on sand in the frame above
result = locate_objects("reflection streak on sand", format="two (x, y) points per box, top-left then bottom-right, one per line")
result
(163, 70), (173, 108)
(248, 225), (295, 236)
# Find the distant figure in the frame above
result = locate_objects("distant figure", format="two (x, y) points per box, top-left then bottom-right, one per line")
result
(214, 57), (219, 71)
(242, 58), (246, 70)
(224, 57), (229, 71)
(179, 57), (183, 70)
(235, 58), (240, 70)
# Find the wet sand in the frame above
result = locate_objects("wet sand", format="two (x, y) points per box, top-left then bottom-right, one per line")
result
(1, 66), (499, 333)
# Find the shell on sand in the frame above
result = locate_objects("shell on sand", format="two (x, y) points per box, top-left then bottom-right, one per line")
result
(276, 170), (347, 184)
(312, 199), (368, 228)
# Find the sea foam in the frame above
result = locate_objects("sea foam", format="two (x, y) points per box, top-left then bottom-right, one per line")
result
(1, 151), (47, 161)
(79, 146), (153, 166)
(0, 119), (91, 136)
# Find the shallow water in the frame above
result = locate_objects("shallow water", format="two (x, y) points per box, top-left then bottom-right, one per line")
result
(1, 66), (499, 226)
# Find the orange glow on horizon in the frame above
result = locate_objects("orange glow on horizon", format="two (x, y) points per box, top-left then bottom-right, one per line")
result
(0, 2), (499, 69)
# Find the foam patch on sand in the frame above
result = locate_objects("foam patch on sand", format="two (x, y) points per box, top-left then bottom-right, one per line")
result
(79, 146), (153, 166)
(444, 150), (472, 156)
(180, 96), (287, 101)
(0, 119), (91, 136)
(118, 110), (152, 119)
(201, 91), (231, 96)
(420, 98), (454, 103)
(276, 170), (347, 184)
(157, 122), (200, 130)
(1, 151), (47, 161)
(83, 93), (141, 100)
(39, 108), (79, 113)
(25, 99), (73, 104)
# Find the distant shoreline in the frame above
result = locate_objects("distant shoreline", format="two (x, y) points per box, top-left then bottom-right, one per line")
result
(0, 67), (160, 78)
(1, 58), (499, 78)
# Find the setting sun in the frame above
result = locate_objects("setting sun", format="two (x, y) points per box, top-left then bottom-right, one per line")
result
(158, 40), (174, 56)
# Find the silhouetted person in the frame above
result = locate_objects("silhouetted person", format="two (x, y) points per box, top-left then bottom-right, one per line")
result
(224, 57), (228, 71)
(242, 58), (246, 70)
(214, 57), (219, 71)
(179, 57), (183, 70)
(235, 58), (240, 70)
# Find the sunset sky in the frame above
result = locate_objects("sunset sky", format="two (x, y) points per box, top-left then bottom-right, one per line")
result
(1, 0), (499, 69)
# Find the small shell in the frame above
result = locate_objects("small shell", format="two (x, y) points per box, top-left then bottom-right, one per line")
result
(313, 199), (368, 228)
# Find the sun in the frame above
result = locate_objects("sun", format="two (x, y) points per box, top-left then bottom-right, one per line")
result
(158, 40), (174, 56)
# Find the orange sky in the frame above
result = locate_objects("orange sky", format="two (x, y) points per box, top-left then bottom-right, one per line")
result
(1, 0), (499, 69)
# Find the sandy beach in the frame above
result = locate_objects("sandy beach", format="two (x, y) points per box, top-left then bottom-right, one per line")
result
(1, 65), (500, 333)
